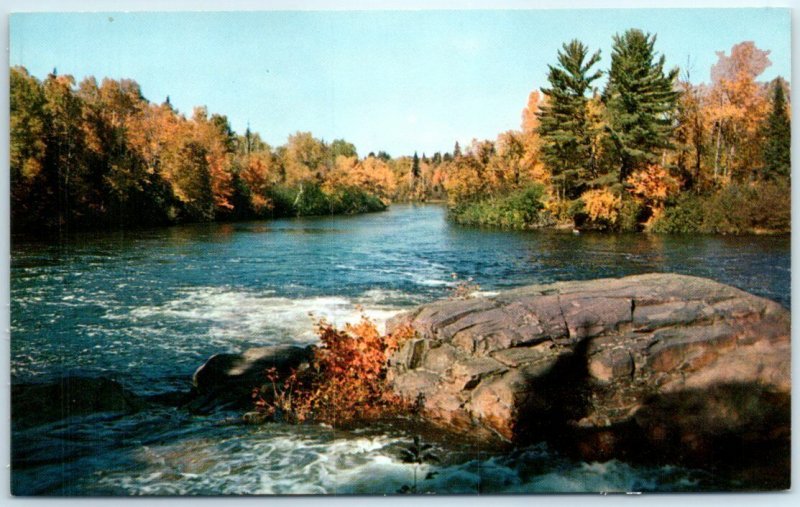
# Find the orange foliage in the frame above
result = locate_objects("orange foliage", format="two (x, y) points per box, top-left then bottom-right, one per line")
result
(191, 107), (235, 211)
(707, 42), (771, 180)
(626, 164), (680, 207)
(521, 90), (542, 132)
(253, 317), (415, 425)
(240, 154), (277, 213)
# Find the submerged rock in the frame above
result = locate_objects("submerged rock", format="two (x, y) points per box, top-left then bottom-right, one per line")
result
(386, 273), (790, 479)
(188, 344), (315, 413)
(12, 376), (148, 429)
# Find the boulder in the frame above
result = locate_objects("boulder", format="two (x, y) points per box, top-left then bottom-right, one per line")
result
(11, 376), (148, 429)
(386, 273), (790, 475)
(188, 344), (314, 413)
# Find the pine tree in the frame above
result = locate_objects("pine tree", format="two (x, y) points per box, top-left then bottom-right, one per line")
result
(603, 29), (679, 182)
(537, 39), (602, 199)
(761, 78), (790, 180)
(412, 151), (420, 178)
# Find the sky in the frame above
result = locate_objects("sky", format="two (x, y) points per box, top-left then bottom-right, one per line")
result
(9, 8), (791, 157)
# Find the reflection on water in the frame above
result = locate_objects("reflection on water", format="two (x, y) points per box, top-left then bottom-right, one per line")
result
(10, 204), (790, 495)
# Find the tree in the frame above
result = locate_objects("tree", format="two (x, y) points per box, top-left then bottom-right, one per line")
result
(671, 77), (708, 190)
(706, 41), (771, 181)
(282, 131), (328, 185)
(171, 140), (214, 221)
(761, 78), (790, 180)
(537, 39), (602, 199)
(42, 72), (88, 229)
(10, 67), (49, 229)
(191, 107), (236, 214)
(330, 139), (358, 160)
(411, 151), (420, 179)
(603, 29), (679, 182)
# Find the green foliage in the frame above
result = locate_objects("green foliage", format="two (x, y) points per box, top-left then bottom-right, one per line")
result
(265, 183), (385, 218)
(292, 182), (330, 216)
(330, 138), (358, 159)
(327, 186), (387, 215)
(449, 184), (547, 229)
(649, 193), (706, 234)
(617, 197), (644, 232)
(603, 29), (680, 181)
(651, 182), (790, 234)
(761, 78), (791, 180)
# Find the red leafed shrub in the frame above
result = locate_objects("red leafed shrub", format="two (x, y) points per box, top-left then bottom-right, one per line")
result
(253, 316), (415, 425)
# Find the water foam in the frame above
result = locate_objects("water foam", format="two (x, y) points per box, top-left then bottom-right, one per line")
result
(121, 286), (408, 345)
(81, 425), (703, 495)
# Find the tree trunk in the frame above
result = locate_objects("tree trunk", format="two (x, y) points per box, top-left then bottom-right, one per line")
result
(714, 122), (722, 180)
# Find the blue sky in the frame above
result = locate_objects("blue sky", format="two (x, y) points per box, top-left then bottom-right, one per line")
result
(10, 9), (790, 156)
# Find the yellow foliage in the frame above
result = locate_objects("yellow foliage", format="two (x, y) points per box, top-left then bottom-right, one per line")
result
(581, 189), (621, 224)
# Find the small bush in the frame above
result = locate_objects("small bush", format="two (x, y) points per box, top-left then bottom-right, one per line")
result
(617, 197), (645, 232)
(253, 317), (415, 425)
(649, 193), (706, 233)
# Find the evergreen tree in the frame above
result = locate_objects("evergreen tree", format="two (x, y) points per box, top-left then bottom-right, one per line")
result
(603, 29), (679, 182)
(453, 141), (462, 158)
(412, 151), (420, 178)
(537, 39), (602, 199)
(761, 78), (790, 180)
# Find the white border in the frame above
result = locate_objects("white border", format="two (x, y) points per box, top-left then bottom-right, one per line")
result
(1, 1), (797, 506)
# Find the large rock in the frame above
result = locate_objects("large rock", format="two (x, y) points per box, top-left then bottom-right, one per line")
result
(11, 376), (148, 429)
(189, 344), (314, 413)
(387, 273), (790, 473)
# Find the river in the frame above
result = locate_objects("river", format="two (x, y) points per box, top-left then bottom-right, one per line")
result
(10, 204), (790, 494)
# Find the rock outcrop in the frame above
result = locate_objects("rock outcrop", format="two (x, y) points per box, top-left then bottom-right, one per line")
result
(189, 344), (314, 413)
(386, 273), (790, 471)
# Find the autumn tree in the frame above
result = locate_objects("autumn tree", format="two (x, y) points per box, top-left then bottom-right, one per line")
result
(603, 29), (679, 182)
(537, 39), (603, 199)
(191, 107), (236, 215)
(171, 140), (214, 221)
(10, 67), (49, 229)
(519, 90), (549, 186)
(238, 132), (279, 215)
(282, 131), (329, 186)
(42, 71), (88, 229)
(706, 41), (771, 181)
(671, 77), (708, 190)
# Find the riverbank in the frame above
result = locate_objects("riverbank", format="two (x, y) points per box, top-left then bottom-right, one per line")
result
(447, 180), (791, 235)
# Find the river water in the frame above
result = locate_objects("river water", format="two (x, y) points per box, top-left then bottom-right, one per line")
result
(10, 204), (790, 495)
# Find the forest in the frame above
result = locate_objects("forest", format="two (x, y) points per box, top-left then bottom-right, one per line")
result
(9, 29), (790, 235)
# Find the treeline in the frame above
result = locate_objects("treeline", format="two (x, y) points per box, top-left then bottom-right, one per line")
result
(10, 30), (791, 236)
(11, 67), (437, 233)
(436, 31), (790, 233)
